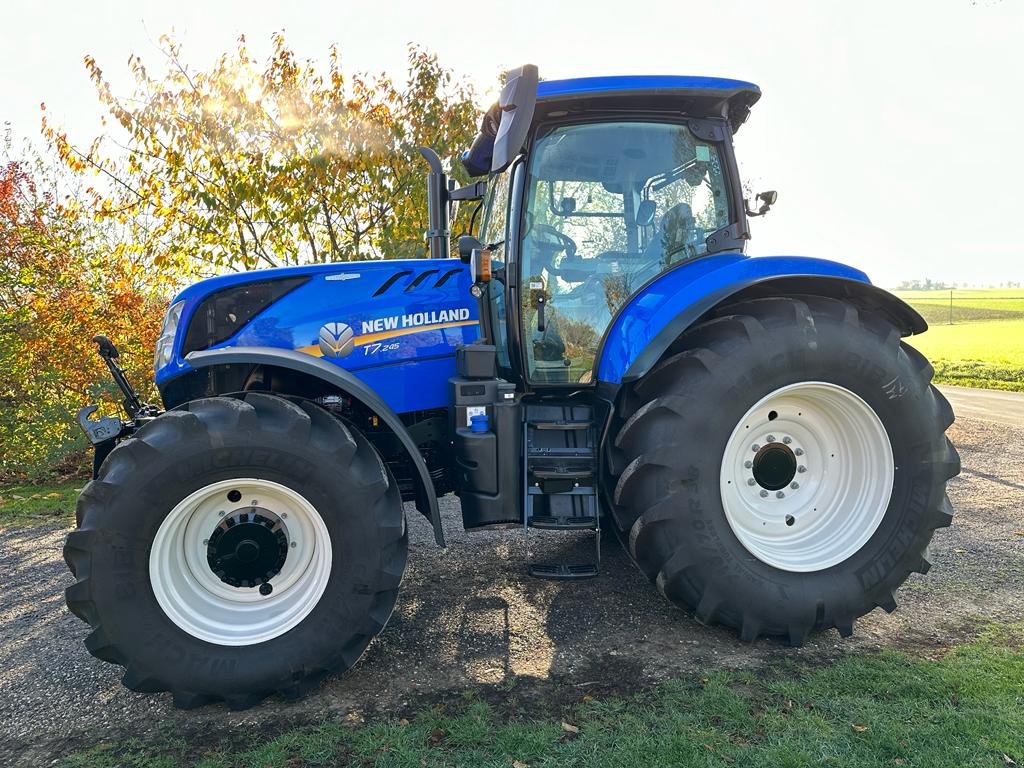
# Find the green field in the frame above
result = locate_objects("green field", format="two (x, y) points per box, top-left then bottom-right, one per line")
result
(896, 290), (1024, 392)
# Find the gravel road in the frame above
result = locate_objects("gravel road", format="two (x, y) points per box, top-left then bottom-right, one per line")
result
(2, 412), (1022, 766)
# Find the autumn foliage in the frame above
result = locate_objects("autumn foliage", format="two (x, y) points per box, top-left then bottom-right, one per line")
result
(0, 159), (160, 479)
(2, 34), (481, 479)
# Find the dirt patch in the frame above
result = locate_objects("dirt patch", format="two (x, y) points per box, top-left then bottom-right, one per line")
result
(2, 415), (1021, 766)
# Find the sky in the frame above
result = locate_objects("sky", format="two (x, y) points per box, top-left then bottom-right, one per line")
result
(2, 0), (1022, 288)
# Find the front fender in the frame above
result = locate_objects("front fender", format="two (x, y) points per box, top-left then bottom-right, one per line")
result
(179, 346), (445, 546)
(596, 254), (925, 386)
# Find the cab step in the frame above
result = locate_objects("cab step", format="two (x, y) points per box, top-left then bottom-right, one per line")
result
(523, 402), (602, 579)
(528, 562), (599, 579)
(528, 514), (598, 530)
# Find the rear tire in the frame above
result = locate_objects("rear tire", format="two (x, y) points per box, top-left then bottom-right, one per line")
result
(63, 392), (407, 708)
(611, 297), (958, 645)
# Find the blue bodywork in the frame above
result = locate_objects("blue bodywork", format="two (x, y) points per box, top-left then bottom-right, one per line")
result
(158, 259), (480, 414)
(537, 75), (759, 100)
(155, 73), (908, 419)
(597, 254), (870, 384)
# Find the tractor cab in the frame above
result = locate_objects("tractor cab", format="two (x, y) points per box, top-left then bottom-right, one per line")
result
(440, 67), (762, 387)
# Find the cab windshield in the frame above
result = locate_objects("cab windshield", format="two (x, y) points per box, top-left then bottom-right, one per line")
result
(520, 120), (731, 383)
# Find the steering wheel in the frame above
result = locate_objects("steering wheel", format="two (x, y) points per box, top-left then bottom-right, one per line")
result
(530, 223), (577, 260)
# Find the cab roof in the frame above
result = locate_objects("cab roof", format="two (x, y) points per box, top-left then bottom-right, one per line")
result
(535, 75), (761, 132)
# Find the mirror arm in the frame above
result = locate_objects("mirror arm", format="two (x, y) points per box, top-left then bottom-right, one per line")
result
(450, 181), (487, 202)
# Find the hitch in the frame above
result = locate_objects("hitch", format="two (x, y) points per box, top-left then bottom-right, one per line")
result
(77, 405), (124, 446)
(78, 337), (162, 475)
(92, 335), (146, 418)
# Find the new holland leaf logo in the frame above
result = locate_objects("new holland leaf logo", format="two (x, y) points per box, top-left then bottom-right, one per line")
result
(318, 322), (355, 359)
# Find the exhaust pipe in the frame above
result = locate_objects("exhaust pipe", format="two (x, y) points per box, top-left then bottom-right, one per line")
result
(418, 147), (450, 261)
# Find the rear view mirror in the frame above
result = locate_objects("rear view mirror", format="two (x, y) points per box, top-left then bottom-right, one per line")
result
(491, 65), (539, 173)
(745, 190), (778, 217)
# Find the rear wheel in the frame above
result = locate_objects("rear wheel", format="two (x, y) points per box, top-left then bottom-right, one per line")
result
(612, 297), (959, 644)
(64, 392), (407, 708)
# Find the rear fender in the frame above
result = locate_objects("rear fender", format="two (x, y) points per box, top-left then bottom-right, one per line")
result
(166, 346), (445, 546)
(596, 254), (926, 388)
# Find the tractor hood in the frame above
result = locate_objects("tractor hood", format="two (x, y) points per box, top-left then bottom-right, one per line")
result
(157, 258), (480, 412)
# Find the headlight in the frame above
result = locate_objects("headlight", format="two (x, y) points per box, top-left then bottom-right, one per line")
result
(154, 300), (185, 372)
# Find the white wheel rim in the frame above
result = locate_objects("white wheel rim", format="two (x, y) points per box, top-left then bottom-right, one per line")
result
(150, 478), (332, 645)
(719, 382), (894, 572)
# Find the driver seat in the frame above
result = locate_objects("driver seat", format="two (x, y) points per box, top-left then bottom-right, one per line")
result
(645, 202), (702, 266)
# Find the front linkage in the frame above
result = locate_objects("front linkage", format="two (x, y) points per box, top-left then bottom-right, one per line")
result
(77, 335), (162, 476)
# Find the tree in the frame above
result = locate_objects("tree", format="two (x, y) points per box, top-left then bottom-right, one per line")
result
(0, 155), (161, 479)
(44, 35), (480, 276)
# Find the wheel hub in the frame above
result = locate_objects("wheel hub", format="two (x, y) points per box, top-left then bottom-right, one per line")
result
(751, 442), (797, 491)
(206, 508), (288, 588)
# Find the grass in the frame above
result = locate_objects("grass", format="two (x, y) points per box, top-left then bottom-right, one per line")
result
(0, 479), (80, 528)
(904, 318), (1024, 392)
(61, 626), (1024, 768)
(892, 291), (1024, 392)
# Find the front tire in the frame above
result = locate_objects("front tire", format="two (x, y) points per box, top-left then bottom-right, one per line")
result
(63, 392), (407, 708)
(612, 297), (959, 645)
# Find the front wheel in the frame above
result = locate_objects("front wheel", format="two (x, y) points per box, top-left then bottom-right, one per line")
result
(64, 393), (407, 708)
(612, 296), (959, 645)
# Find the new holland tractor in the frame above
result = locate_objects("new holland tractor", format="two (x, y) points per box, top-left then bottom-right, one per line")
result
(65, 66), (959, 709)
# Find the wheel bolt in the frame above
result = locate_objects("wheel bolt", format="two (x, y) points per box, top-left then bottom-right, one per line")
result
(760, 490), (768, 498)
(744, 460), (752, 469)
(281, 512), (288, 519)
(767, 435), (776, 443)
(747, 478), (756, 486)
(797, 465), (806, 473)
(794, 448), (804, 456)
(790, 481), (800, 490)
(752, 444), (760, 452)
(290, 541), (297, 548)
(218, 511), (225, 517)
(782, 436), (792, 444)
(776, 491), (785, 499)
(202, 538), (209, 546)
(251, 500), (258, 506)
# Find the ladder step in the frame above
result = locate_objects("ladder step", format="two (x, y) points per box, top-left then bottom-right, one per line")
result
(528, 563), (599, 580)
(531, 468), (592, 481)
(528, 515), (598, 530)
(529, 421), (591, 430)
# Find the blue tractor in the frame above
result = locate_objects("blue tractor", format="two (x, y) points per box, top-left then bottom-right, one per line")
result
(65, 66), (959, 709)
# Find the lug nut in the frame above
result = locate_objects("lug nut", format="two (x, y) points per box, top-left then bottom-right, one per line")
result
(251, 500), (258, 506)
(798, 465), (806, 473)
(760, 490), (768, 498)
(782, 436), (792, 444)
(290, 541), (297, 548)
(794, 448), (804, 456)
(747, 478), (756, 486)
(790, 481), (800, 490)
(202, 538), (209, 546)
(218, 511), (225, 517)
(776, 491), (785, 499)
(744, 460), (752, 469)
(767, 435), (776, 443)
(752, 444), (760, 452)
(281, 512), (288, 519)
